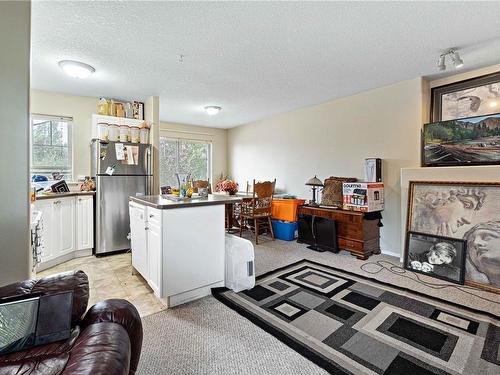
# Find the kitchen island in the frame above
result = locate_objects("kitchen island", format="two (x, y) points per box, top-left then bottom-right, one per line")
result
(129, 194), (242, 307)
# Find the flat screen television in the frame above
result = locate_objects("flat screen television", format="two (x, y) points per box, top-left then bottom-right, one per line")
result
(422, 113), (500, 167)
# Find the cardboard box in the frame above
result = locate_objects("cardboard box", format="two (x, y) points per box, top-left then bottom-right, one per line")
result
(342, 182), (384, 212)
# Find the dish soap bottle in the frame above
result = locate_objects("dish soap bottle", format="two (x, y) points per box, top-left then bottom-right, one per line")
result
(97, 97), (108, 115)
(186, 179), (193, 198)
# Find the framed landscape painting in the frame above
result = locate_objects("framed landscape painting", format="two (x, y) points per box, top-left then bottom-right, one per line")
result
(406, 181), (500, 293)
(431, 71), (500, 122)
(422, 113), (500, 167)
(404, 231), (466, 284)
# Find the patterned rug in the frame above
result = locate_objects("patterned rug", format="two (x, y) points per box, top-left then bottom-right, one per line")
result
(212, 260), (499, 375)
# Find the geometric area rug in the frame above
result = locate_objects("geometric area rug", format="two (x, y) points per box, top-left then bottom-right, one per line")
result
(212, 260), (500, 375)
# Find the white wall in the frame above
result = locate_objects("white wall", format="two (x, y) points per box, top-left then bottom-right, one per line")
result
(30, 89), (97, 179)
(228, 78), (426, 256)
(0, 1), (31, 285)
(160, 121), (228, 185)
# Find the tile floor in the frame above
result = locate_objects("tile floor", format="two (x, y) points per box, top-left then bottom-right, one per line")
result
(37, 252), (166, 317)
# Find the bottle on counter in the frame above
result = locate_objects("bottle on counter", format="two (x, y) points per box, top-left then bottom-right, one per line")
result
(180, 180), (187, 198)
(186, 179), (193, 198)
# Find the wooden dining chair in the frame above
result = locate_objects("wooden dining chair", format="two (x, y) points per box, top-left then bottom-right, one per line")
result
(192, 179), (212, 193)
(240, 179), (276, 244)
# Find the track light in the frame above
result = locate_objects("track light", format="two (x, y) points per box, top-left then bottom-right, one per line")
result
(451, 50), (464, 68)
(437, 55), (446, 71)
(437, 49), (464, 71)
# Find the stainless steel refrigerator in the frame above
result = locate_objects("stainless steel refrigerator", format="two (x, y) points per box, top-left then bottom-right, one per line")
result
(91, 140), (152, 255)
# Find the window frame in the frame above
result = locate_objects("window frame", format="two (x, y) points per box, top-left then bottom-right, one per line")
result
(158, 136), (212, 187)
(30, 114), (73, 180)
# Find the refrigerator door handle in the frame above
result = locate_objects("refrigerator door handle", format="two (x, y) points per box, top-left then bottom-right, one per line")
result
(145, 147), (151, 176)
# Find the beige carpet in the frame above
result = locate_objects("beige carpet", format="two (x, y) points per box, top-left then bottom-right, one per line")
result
(137, 235), (500, 374)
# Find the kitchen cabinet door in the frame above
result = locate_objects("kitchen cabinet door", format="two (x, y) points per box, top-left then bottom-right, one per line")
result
(147, 218), (162, 297)
(54, 197), (75, 256)
(129, 203), (148, 279)
(34, 199), (55, 261)
(76, 196), (94, 250)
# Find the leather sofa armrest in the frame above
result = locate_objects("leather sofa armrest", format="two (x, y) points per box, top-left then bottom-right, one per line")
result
(82, 299), (143, 375)
(0, 270), (89, 326)
(62, 323), (131, 375)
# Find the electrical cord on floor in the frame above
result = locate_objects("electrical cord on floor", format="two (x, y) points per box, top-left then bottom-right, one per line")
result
(360, 260), (500, 305)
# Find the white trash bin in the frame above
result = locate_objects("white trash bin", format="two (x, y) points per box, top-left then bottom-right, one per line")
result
(225, 234), (255, 292)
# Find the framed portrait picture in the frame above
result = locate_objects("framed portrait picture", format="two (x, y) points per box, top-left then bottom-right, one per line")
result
(406, 181), (500, 293)
(404, 231), (466, 284)
(431, 71), (500, 122)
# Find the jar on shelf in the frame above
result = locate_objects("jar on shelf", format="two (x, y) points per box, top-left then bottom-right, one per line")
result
(108, 124), (120, 141)
(119, 125), (130, 142)
(130, 126), (140, 143)
(97, 98), (108, 115)
(98, 122), (109, 141)
(139, 127), (149, 144)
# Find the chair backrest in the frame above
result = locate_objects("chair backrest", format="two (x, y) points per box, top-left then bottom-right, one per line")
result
(251, 179), (276, 214)
(193, 179), (212, 193)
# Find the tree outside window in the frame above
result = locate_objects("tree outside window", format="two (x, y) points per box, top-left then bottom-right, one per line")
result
(159, 137), (211, 188)
(31, 116), (72, 180)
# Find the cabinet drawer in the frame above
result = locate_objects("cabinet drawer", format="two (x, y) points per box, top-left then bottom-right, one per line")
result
(338, 238), (363, 251)
(331, 212), (363, 224)
(147, 207), (161, 226)
(336, 223), (363, 239)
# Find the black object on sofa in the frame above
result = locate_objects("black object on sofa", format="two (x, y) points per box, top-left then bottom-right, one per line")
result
(0, 270), (143, 375)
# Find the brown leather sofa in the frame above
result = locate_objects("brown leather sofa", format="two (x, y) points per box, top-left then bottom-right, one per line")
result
(0, 270), (143, 375)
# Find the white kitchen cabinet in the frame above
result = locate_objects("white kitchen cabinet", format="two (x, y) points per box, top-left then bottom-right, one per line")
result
(34, 196), (75, 261)
(34, 194), (94, 271)
(129, 202), (148, 279)
(34, 199), (56, 261)
(55, 197), (75, 256)
(76, 195), (94, 250)
(129, 197), (228, 308)
(146, 208), (162, 297)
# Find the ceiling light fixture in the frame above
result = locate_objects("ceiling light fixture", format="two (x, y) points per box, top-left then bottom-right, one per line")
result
(204, 106), (221, 116)
(58, 60), (95, 78)
(437, 49), (464, 71)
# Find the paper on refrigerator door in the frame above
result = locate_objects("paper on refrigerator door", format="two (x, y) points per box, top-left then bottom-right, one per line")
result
(127, 146), (134, 165)
(115, 143), (125, 160)
(122, 145), (139, 165)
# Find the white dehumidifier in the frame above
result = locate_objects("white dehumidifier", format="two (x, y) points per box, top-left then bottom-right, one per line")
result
(225, 234), (255, 292)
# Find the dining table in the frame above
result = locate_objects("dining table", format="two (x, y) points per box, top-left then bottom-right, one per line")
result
(225, 192), (253, 233)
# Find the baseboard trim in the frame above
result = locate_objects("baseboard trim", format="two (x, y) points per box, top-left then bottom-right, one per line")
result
(36, 248), (93, 272)
(380, 250), (401, 259)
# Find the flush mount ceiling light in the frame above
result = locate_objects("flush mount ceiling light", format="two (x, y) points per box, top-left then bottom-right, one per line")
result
(437, 49), (464, 71)
(58, 60), (95, 78)
(204, 106), (222, 116)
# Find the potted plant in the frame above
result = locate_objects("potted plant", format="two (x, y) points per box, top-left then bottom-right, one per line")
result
(215, 178), (239, 195)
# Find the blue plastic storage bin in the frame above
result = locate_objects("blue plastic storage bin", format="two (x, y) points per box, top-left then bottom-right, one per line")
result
(271, 220), (298, 241)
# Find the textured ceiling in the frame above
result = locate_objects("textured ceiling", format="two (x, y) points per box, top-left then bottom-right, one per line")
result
(31, 1), (500, 128)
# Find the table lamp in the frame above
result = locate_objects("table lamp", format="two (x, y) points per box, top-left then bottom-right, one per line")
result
(305, 175), (323, 207)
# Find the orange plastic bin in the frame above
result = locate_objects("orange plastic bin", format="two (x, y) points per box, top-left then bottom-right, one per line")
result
(271, 199), (306, 222)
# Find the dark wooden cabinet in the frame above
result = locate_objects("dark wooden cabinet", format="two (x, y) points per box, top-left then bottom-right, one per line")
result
(297, 206), (380, 260)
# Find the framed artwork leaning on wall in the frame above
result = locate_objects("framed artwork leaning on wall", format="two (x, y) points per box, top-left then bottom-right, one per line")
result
(406, 181), (500, 293)
(404, 231), (466, 284)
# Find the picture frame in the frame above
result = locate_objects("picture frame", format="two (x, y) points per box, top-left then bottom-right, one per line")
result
(431, 71), (500, 122)
(421, 113), (500, 167)
(404, 231), (466, 285)
(406, 181), (500, 293)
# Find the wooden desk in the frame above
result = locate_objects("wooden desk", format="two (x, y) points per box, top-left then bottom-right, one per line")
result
(298, 206), (381, 260)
